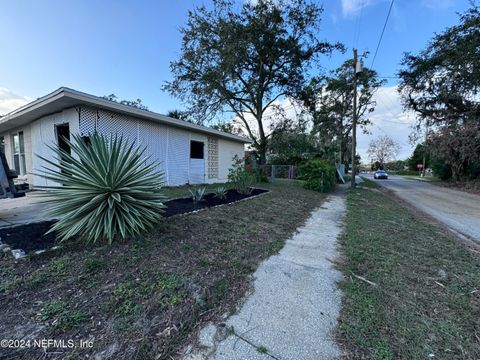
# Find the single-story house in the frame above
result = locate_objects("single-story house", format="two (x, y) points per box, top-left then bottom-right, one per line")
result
(0, 87), (251, 188)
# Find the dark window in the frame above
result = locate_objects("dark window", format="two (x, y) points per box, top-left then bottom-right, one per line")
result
(56, 124), (71, 155)
(190, 141), (204, 159)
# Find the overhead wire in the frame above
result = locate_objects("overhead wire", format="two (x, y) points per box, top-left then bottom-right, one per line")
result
(370, 0), (395, 69)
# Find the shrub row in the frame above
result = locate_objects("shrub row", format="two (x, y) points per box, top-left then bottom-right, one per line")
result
(298, 159), (337, 193)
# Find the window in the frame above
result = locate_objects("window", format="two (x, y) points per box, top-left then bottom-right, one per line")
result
(12, 131), (26, 176)
(190, 140), (204, 159)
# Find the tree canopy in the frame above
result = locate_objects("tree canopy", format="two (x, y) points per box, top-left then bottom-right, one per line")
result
(398, 4), (480, 180)
(301, 57), (384, 168)
(164, 0), (341, 163)
(102, 94), (149, 111)
(367, 135), (400, 166)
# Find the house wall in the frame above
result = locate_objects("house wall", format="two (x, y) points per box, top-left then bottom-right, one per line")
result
(77, 106), (245, 186)
(30, 108), (80, 187)
(0, 124), (33, 186)
(7, 105), (246, 188)
(218, 138), (245, 182)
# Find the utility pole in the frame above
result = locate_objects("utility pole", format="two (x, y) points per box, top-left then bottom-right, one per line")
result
(421, 121), (428, 177)
(351, 49), (359, 188)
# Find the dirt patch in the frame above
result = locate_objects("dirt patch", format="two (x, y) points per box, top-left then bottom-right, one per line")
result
(431, 178), (480, 196)
(0, 182), (326, 359)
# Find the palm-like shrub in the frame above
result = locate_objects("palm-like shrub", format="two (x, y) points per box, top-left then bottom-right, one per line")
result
(37, 133), (166, 244)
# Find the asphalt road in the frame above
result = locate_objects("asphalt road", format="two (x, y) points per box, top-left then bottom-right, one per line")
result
(362, 174), (480, 245)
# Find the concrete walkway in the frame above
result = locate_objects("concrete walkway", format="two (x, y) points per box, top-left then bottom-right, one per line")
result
(184, 193), (347, 360)
(0, 192), (53, 228)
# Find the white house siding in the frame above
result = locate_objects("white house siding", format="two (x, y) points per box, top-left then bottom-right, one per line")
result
(30, 108), (79, 187)
(7, 105), (246, 188)
(0, 124), (33, 185)
(217, 138), (245, 182)
(77, 106), (244, 186)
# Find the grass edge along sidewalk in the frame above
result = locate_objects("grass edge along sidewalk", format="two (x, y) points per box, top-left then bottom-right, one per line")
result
(338, 181), (480, 359)
(0, 182), (327, 359)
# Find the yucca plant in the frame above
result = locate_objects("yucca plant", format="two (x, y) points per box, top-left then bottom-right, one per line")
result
(188, 186), (206, 205)
(214, 186), (227, 200)
(36, 133), (166, 244)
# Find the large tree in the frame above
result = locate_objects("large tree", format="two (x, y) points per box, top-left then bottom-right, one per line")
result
(367, 135), (400, 166)
(164, 0), (341, 164)
(398, 4), (480, 180)
(301, 57), (385, 169)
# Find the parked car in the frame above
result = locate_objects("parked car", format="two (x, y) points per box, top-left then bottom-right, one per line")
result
(374, 170), (388, 179)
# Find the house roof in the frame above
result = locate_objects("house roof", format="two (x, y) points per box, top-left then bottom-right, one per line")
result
(0, 87), (252, 143)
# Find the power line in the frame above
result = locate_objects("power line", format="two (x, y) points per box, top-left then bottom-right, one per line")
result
(352, 0), (365, 49)
(370, 0), (395, 69)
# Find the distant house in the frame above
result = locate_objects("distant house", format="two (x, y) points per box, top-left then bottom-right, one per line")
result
(0, 87), (251, 188)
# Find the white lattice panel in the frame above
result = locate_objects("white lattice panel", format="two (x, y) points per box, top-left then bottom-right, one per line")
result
(96, 110), (138, 144)
(78, 106), (98, 135)
(167, 128), (189, 185)
(138, 120), (168, 178)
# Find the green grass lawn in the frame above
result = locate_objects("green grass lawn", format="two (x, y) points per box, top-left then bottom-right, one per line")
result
(0, 181), (326, 359)
(401, 175), (441, 182)
(339, 182), (480, 359)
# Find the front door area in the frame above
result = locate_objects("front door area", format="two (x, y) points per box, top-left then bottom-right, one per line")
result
(189, 140), (205, 184)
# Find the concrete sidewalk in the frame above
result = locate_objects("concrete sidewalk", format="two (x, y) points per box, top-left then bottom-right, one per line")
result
(184, 193), (347, 360)
(0, 192), (53, 228)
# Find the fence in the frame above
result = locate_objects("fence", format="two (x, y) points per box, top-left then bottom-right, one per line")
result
(256, 165), (298, 183)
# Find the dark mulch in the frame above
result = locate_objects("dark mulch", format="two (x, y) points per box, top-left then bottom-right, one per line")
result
(0, 221), (57, 253)
(0, 182), (327, 360)
(0, 189), (269, 254)
(162, 188), (268, 217)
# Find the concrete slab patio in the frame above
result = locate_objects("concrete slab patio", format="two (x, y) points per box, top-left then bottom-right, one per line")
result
(183, 192), (347, 360)
(0, 192), (53, 229)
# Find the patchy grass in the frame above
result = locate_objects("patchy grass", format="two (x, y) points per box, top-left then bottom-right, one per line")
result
(0, 182), (325, 359)
(339, 185), (480, 359)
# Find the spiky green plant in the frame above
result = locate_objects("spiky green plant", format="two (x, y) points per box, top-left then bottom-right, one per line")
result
(36, 133), (166, 244)
(214, 186), (227, 200)
(188, 186), (206, 205)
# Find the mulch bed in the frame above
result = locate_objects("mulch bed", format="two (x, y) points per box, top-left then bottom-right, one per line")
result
(0, 189), (268, 254)
(162, 188), (268, 217)
(0, 221), (57, 253)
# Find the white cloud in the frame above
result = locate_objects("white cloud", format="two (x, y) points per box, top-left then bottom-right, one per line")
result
(357, 85), (417, 162)
(0, 88), (32, 116)
(341, 0), (380, 16)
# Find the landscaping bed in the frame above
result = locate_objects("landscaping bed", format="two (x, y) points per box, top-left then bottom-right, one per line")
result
(0, 189), (269, 254)
(0, 182), (326, 359)
(162, 188), (268, 217)
(339, 181), (480, 359)
(0, 221), (57, 254)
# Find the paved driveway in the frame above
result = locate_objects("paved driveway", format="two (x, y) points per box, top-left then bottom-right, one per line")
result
(363, 174), (480, 245)
(0, 193), (53, 228)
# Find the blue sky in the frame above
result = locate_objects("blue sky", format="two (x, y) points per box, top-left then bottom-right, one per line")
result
(0, 0), (471, 160)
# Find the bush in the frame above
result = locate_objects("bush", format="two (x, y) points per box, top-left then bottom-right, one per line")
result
(298, 159), (336, 193)
(431, 159), (452, 180)
(228, 156), (256, 194)
(37, 133), (166, 244)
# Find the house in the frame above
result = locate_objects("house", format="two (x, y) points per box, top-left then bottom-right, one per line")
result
(0, 87), (251, 188)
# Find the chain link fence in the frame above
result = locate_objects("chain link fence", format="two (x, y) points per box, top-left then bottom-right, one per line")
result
(256, 165), (298, 183)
